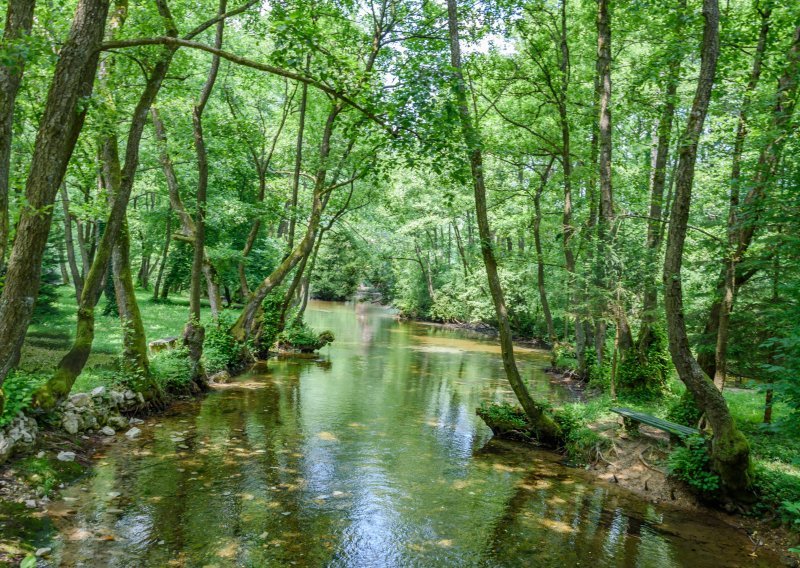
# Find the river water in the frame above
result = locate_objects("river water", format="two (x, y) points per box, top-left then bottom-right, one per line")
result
(25, 301), (777, 566)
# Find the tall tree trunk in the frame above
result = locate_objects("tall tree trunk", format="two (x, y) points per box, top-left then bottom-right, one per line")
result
(555, 0), (586, 375)
(593, 0), (614, 369)
(0, 0), (36, 272)
(231, 104), (342, 342)
(61, 184), (84, 300)
(152, 212), (172, 300)
(287, 58), (310, 252)
(662, 0), (752, 498)
(186, 0), (227, 382)
(446, 0), (560, 445)
(639, 3), (683, 349)
(150, 106), (222, 318)
(0, 0), (111, 389)
(699, 22), (799, 380)
(532, 158), (556, 344)
(34, 1), (178, 408)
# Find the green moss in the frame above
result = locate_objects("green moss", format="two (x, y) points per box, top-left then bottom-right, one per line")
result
(14, 456), (85, 496)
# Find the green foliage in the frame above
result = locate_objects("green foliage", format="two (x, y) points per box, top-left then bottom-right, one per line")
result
(553, 404), (610, 464)
(203, 313), (244, 374)
(311, 230), (364, 301)
(257, 290), (286, 354)
(617, 325), (670, 397)
(0, 371), (48, 427)
(751, 461), (800, 526)
(550, 342), (577, 370)
(665, 391), (703, 428)
(668, 436), (721, 497)
(149, 348), (193, 390)
(277, 320), (335, 352)
(477, 402), (529, 431)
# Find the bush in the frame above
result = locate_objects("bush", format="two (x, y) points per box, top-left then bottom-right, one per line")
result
(668, 435), (720, 497)
(277, 321), (335, 353)
(553, 404), (609, 464)
(0, 371), (48, 427)
(752, 461), (800, 526)
(616, 325), (670, 397)
(665, 391), (703, 427)
(150, 348), (192, 390)
(203, 314), (244, 373)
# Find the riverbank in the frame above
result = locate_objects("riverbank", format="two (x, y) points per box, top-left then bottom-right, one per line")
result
(3, 298), (796, 565)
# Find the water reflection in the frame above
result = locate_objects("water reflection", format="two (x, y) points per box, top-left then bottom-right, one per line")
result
(36, 301), (774, 567)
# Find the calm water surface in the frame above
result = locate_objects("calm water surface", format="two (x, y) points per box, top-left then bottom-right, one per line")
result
(29, 301), (778, 566)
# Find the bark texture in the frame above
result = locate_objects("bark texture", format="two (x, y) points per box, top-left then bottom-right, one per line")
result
(447, 0), (560, 445)
(662, 0), (752, 498)
(0, 0), (111, 386)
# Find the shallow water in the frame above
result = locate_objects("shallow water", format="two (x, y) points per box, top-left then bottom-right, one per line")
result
(20, 301), (778, 566)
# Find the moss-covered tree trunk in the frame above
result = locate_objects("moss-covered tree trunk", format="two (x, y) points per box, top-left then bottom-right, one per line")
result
(0, 0), (36, 274)
(0, 0), (110, 388)
(662, 0), (752, 499)
(447, 0), (560, 446)
(185, 0), (227, 383)
(33, 3), (178, 408)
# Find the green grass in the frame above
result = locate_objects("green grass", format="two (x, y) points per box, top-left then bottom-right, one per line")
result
(20, 286), (215, 392)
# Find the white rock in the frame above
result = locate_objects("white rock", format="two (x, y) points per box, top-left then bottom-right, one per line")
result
(125, 427), (142, 440)
(36, 451), (45, 458)
(69, 393), (91, 407)
(123, 390), (136, 400)
(35, 547), (52, 557)
(62, 413), (80, 435)
(57, 451), (76, 462)
(100, 426), (115, 436)
(129, 418), (144, 425)
(91, 386), (106, 398)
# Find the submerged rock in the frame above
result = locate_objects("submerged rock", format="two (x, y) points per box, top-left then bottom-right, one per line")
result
(125, 427), (142, 440)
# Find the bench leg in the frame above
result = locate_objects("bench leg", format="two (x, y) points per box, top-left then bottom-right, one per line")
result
(622, 417), (639, 436)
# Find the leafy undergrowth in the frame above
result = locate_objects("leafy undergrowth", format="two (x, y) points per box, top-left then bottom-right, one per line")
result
(479, 376), (800, 528)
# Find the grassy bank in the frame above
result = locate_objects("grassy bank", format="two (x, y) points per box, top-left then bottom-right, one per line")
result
(551, 376), (800, 526)
(20, 286), (214, 393)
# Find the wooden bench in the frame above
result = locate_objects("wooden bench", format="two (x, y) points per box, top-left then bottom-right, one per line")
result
(610, 407), (700, 442)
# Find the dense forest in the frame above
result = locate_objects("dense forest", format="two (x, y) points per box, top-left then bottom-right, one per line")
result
(1, 0), (799, 564)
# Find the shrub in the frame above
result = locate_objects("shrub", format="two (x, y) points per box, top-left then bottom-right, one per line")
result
(616, 325), (670, 397)
(554, 405), (609, 464)
(665, 391), (703, 427)
(668, 435), (720, 497)
(150, 348), (192, 390)
(0, 371), (48, 427)
(277, 321), (335, 352)
(203, 314), (244, 373)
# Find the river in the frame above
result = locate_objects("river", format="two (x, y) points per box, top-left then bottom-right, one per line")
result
(21, 301), (778, 566)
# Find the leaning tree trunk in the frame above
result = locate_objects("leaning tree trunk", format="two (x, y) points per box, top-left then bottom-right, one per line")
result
(231, 104), (342, 342)
(61, 184), (85, 301)
(532, 159), (556, 344)
(33, 7), (177, 408)
(153, 213), (172, 300)
(185, 0), (227, 383)
(446, 0), (560, 445)
(0, 0), (36, 273)
(662, 0), (752, 499)
(150, 106), (222, 318)
(0, 0), (111, 390)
